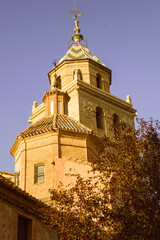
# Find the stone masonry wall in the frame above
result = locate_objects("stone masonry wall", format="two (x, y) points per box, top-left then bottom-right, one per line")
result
(0, 201), (58, 240)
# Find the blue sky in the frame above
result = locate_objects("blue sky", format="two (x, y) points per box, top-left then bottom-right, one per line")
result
(0, 0), (160, 173)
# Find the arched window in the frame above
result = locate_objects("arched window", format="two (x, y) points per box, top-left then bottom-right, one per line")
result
(73, 69), (83, 81)
(96, 74), (102, 89)
(113, 114), (119, 125)
(57, 76), (61, 89)
(50, 101), (54, 115)
(78, 70), (83, 81)
(96, 107), (104, 130)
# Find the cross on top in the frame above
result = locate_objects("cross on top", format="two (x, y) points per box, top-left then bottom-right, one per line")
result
(69, 0), (82, 20)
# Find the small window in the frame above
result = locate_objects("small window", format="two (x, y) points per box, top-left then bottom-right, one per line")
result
(34, 164), (44, 184)
(96, 107), (104, 130)
(96, 74), (102, 89)
(50, 101), (54, 115)
(58, 101), (62, 114)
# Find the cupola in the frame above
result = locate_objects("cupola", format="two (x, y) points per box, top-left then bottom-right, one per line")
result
(42, 89), (70, 117)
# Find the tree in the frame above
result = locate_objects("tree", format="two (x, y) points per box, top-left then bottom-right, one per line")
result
(42, 119), (160, 240)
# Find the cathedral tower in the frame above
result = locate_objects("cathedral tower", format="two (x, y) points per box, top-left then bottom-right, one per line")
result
(10, 8), (136, 201)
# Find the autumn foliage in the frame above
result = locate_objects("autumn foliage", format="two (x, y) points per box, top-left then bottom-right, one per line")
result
(42, 119), (160, 240)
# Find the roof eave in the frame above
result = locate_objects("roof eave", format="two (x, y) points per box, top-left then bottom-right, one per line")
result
(48, 58), (111, 79)
(10, 136), (22, 157)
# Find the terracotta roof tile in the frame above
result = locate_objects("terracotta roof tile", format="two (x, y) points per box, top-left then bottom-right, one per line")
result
(0, 175), (46, 207)
(0, 175), (50, 221)
(19, 114), (92, 137)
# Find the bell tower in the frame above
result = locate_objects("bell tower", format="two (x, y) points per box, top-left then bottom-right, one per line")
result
(10, 4), (136, 201)
(47, 7), (136, 138)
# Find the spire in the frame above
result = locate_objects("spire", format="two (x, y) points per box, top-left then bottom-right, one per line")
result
(69, 0), (83, 43)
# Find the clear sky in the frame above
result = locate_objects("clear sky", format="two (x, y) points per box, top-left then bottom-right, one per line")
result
(0, 0), (160, 173)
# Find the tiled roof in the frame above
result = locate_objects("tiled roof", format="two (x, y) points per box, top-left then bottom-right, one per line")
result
(0, 170), (15, 176)
(57, 42), (106, 67)
(0, 176), (44, 206)
(0, 176), (48, 219)
(19, 114), (92, 137)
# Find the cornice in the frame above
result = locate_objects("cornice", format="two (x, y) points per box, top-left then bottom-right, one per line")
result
(41, 89), (70, 102)
(31, 102), (45, 115)
(10, 136), (22, 157)
(28, 103), (45, 123)
(48, 58), (111, 77)
(78, 80), (136, 114)
(62, 79), (136, 113)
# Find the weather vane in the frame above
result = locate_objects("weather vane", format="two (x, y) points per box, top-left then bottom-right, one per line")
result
(69, 0), (82, 20)
(68, 0), (87, 47)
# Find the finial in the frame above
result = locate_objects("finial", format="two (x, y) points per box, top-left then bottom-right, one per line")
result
(69, 0), (83, 43)
(126, 95), (133, 106)
(32, 101), (38, 112)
